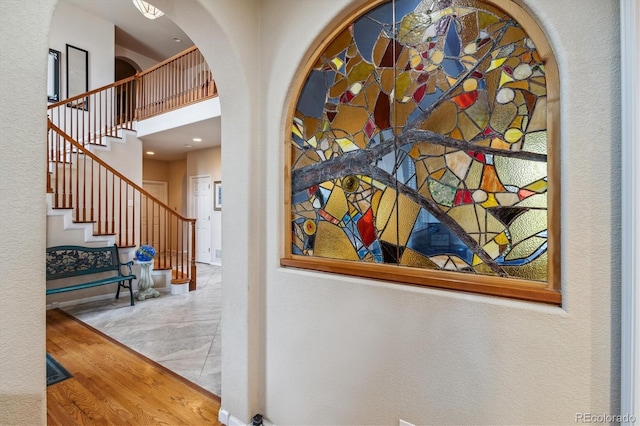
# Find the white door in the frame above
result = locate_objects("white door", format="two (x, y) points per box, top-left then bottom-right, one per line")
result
(192, 176), (212, 263)
(142, 181), (168, 253)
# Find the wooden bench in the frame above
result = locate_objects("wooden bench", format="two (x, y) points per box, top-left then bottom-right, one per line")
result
(46, 244), (137, 306)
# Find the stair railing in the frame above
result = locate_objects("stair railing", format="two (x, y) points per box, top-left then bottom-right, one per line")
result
(47, 120), (197, 290)
(48, 76), (137, 148)
(136, 46), (217, 120)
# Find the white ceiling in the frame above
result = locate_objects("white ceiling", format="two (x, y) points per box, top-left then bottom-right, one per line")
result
(66, 0), (220, 161)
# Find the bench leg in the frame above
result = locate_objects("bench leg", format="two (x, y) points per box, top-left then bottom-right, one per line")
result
(115, 280), (135, 306)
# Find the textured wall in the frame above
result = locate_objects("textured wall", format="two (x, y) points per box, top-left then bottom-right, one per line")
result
(259, 0), (620, 423)
(0, 1), (56, 424)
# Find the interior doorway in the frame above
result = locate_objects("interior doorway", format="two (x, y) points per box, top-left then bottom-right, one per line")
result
(191, 175), (213, 263)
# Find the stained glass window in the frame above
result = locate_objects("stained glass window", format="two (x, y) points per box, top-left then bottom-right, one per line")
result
(283, 0), (560, 304)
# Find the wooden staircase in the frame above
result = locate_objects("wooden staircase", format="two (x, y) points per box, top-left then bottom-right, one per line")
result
(46, 46), (217, 291)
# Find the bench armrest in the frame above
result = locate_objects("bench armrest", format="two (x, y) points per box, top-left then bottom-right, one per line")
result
(121, 260), (135, 277)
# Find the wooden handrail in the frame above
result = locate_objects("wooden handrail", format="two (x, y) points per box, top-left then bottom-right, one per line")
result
(47, 119), (197, 289)
(47, 76), (137, 110)
(48, 120), (195, 224)
(137, 46), (199, 77)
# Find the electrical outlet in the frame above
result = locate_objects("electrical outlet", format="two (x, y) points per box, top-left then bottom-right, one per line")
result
(399, 420), (415, 426)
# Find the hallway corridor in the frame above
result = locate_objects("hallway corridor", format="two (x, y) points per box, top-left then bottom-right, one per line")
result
(62, 263), (222, 396)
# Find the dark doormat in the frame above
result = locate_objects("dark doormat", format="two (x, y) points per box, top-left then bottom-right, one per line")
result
(46, 353), (72, 386)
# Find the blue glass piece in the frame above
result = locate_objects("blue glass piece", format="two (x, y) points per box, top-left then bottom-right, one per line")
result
(444, 17), (460, 56)
(378, 151), (397, 174)
(397, 153), (417, 189)
(319, 187), (331, 203)
(292, 245), (304, 255)
(381, 128), (395, 141)
(292, 189), (310, 204)
(442, 59), (465, 77)
(292, 133), (305, 148)
(369, 240), (383, 262)
(353, 2), (393, 63)
(395, 0), (424, 22)
(406, 220), (474, 264)
(297, 70), (336, 118)
(496, 242), (548, 266)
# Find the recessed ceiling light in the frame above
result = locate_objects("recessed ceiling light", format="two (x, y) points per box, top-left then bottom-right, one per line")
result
(192, 138), (202, 142)
(185, 144), (193, 148)
(146, 151), (155, 155)
(173, 37), (182, 43)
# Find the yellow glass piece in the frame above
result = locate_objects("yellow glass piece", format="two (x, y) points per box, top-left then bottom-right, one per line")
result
(421, 101), (457, 134)
(319, 181), (335, 191)
(431, 50), (444, 64)
(472, 254), (483, 266)
(445, 150), (473, 180)
(489, 137), (512, 150)
(359, 175), (372, 184)
(336, 138), (359, 153)
(348, 62), (375, 84)
(487, 57), (506, 72)
(430, 168), (446, 181)
(482, 240), (501, 259)
(505, 236), (545, 261)
(527, 96), (547, 132)
(504, 128), (524, 143)
(457, 112), (482, 141)
(499, 71), (514, 88)
(409, 144), (420, 159)
(331, 105), (370, 135)
(481, 193), (499, 208)
(323, 185), (348, 220)
(307, 136), (317, 148)
(489, 102), (517, 134)
(292, 124), (303, 139)
(498, 26), (527, 48)
(495, 192), (520, 206)
(494, 156), (546, 188)
(494, 231), (509, 245)
(398, 196), (421, 246)
(371, 188), (383, 214)
(375, 188), (396, 233)
(410, 51), (422, 69)
(478, 10), (499, 29)
(523, 131), (547, 155)
(331, 57), (344, 70)
(503, 252), (547, 282)
(426, 156), (446, 173)
(447, 204), (481, 237)
(463, 79), (478, 92)
(516, 194), (547, 209)
(314, 221), (360, 261)
(465, 93), (490, 130)
(371, 179), (386, 190)
(529, 79), (547, 96)
(401, 248), (439, 269)
(426, 64), (439, 72)
(509, 209), (546, 245)
(395, 72), (412, 99)
(503, 80), (529, 91)
(525, 179), (548, 193)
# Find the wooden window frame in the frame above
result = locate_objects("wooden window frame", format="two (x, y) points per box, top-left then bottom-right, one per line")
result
(281, 0), (561, 305)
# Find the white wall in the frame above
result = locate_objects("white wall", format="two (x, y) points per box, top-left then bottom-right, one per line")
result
(49, 0), (115, 95)
(258, 0), (620, 424)
(187, 146), (222, 265)
(0, 0), (625, 424)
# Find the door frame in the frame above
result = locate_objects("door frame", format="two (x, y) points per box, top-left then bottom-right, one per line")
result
(189, 174), (213, 264)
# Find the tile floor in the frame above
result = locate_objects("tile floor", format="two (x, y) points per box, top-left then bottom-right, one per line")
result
(62, 262), (222, 396)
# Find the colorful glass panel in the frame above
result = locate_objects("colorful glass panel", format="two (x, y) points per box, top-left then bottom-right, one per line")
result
(290, 0), (551, 282)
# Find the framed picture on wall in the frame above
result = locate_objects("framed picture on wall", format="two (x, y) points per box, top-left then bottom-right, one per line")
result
(66, 44), (89, 110)
(214, 181), (222, 211)
(48, 49), (61, 102)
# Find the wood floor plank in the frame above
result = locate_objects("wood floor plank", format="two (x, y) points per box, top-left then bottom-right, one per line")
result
(46, 309), (222, 425)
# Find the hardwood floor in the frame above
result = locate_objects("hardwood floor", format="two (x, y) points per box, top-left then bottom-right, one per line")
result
(46, 309), (222, 425)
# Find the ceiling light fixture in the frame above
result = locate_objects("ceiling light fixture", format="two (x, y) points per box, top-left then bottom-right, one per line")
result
(192, 138), (202, 142)
(146, 151), (155, 155)
(132, 0), (164, 20)
(173, 37), (182, 43)
(185, 144), (193, 148)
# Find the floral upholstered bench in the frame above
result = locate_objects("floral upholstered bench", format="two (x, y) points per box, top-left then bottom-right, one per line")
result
(46, 244), (137, 306)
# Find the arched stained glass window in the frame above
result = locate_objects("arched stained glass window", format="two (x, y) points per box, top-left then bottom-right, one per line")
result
(282, 0), (560, 304)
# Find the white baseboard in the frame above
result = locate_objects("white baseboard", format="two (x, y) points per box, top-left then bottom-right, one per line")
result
(218, 409), (273, 426)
